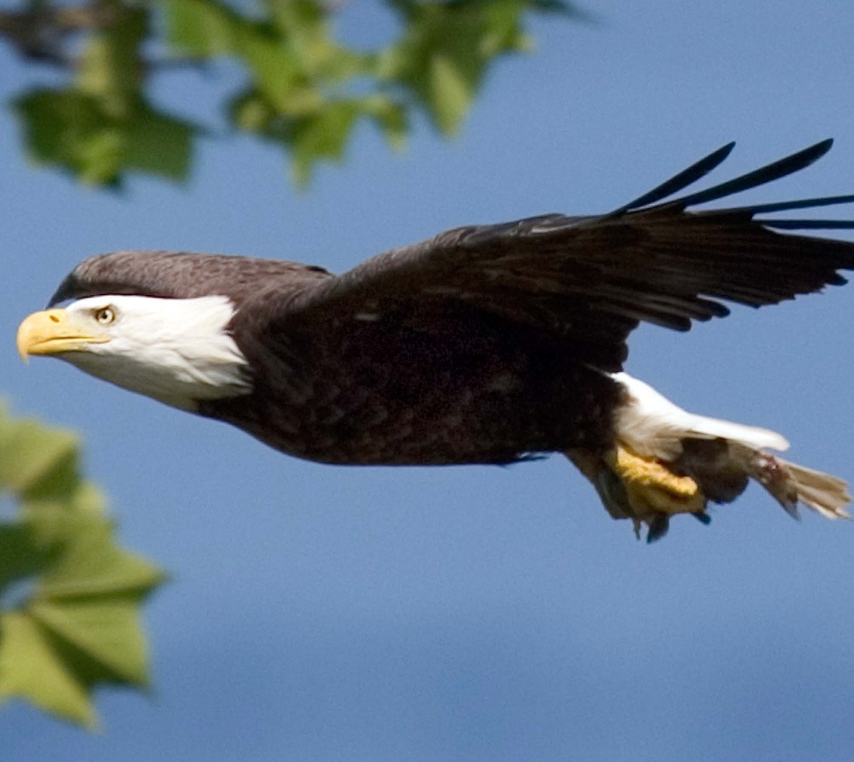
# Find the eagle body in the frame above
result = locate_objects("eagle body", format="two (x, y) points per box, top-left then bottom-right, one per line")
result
(202, 295), (624, 465)
(18, 140), (854, 539)
(47, 251), (625, 464)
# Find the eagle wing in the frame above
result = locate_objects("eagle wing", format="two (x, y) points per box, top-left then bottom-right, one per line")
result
(295, 140), (854, 371)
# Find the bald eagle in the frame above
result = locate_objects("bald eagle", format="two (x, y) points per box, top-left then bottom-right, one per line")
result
(17, 140), (854, 540)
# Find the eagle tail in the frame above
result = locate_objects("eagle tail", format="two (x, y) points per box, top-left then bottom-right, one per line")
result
(772, 459), (851, 520)
(566, 372), (850, 540)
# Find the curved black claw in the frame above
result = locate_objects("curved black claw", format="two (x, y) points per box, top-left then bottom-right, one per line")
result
(646, 513), (671, 543)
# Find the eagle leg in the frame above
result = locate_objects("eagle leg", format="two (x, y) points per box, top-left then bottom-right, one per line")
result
(567, 445), (709, 541)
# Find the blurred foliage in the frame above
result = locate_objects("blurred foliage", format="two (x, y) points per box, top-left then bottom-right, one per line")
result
(1, 0), (580, 187)
(0, 404), (166, 728)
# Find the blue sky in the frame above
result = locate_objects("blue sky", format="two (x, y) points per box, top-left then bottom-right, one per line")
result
(3, 2), (854, 760)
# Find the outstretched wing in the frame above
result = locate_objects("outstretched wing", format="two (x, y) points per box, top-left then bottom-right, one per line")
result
(297, 140), (854, 371)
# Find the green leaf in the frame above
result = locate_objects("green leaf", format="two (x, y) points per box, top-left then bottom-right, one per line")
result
(0, 406), (78, 497)
(31, 595), (151, 686)
(162, 0), (241, 58)
(0, 612), (97, 729)
(425, 52), (472, 136)
(264, 0), (368, 81)
(76, 7), (148, 106)
(0, 405), (166, 728)
(363, 95), (409, 152)
(38, 517), (164, 599)
(378, 2), (491, 134)
(13, 88), (197, 187)
(0, 524), (57, 597)
(265, 0), (328, 65)
(236, 25), (303, 112)
(123, 106), (197, 182)
(287, 99), (362, 186)
(12, 88), (114, 184)
(379, 0), (552, 135)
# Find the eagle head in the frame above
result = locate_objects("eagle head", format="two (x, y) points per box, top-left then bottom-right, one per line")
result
(16, 294), (253, 411)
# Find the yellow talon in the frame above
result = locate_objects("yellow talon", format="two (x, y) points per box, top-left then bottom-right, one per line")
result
(610, 446), (699, 498)
(566, 444), (709, 541)
(606, 445), (706, 517)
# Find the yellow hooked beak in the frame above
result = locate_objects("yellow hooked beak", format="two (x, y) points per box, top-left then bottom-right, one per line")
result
(16, 309), (110, 362)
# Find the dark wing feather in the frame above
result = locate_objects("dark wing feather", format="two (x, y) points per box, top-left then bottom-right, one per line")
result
(292, 140), (854, 370)
(610, 141), (736, 213)
(642, 139), (834, 209)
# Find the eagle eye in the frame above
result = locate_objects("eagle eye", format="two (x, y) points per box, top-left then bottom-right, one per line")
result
(94, 306), (116, 325)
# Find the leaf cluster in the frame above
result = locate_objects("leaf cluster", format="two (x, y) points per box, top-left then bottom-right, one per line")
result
(2, 0), (579, 187)
(0, 404), (165, 728)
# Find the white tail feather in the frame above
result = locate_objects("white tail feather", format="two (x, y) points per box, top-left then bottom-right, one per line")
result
(610, 372), (789, 458)
(780, 459), (851, 519)
(683, 416), (788, 452)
